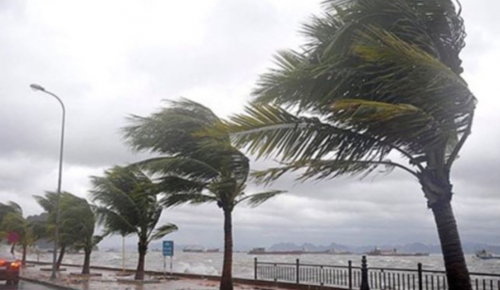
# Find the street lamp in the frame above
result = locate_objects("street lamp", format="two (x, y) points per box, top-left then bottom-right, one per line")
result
(30, 84), (65, 280)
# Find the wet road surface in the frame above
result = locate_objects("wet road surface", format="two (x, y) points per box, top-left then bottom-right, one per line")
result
(0, 281), (55, 290)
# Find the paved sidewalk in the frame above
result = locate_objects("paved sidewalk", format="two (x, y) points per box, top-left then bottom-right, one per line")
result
(20, 264), (272, 290)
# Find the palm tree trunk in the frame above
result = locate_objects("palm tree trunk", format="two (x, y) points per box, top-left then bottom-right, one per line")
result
(56, 244), (66, 270)
(220, 209), (233, 290)
(21, 244), (27, 266)
(82, 248), (91, 274)
(431, 201), (471, 290)
(135, 240), (147, 280)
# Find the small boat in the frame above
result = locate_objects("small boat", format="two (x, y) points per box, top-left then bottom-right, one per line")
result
(475, 250), (500, 260)
(206, 248), (220, 253)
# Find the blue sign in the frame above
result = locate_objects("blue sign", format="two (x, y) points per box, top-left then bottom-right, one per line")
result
(163, 240), (174, 256)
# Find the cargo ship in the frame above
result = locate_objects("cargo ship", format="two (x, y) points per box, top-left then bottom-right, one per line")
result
(366, 248), (429, 257)
(183, 246), (220, 253)
(248, 247), (303, 255)
(182, 246), (204, 253)
(248, 247), (352, 255)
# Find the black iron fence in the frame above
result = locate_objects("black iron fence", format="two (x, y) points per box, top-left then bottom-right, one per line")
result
(254, 256), (500, 290)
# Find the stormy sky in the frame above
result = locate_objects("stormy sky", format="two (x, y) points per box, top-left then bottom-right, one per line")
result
(1, 0), (499, 250)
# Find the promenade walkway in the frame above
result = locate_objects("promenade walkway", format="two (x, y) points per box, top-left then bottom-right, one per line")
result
(19, 264), (267, 290)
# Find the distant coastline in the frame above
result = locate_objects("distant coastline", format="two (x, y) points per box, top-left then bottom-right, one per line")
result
(98, 241), (500, 255)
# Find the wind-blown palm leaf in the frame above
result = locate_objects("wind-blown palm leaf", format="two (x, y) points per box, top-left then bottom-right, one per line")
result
(124, 98), (226, 156)
(157, 176), (207, 194)
(149, 224), (178, 242)
(133, 156), (220, 181)
(251, 159), (399, 185)
(33, 192), (58, 213)
(161, 193), (218, 207)
(0, 202), (21, 226)
(92, 235), (104, 247)
(225, 104), (398, 166)
(236, 190), (286, 207)
(93, 205), (138, 236)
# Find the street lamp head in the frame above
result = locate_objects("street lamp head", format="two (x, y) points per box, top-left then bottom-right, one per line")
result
(30, 84), (45, 92)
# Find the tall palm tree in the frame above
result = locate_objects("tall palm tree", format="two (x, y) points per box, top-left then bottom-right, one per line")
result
(221, 1), (475, 289)
(57, 194), (102, 274)
(90, 166), (178, 280)
(0, 202), (45, 265)
(123, 99), (284, 290)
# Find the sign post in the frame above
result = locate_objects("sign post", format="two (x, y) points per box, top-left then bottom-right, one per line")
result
(162, 240), (174, 276)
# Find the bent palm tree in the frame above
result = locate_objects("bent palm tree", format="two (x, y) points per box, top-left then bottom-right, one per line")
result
(222, 1), (475, 289)
(0, 202), (44, 265)
(58, 194), (102, 274)
(34, 192), (83, 270)
(90, 166), (178, 280)
(123, 99), (284, 290)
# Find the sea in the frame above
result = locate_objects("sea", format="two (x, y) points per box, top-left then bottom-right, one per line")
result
(28, 251), (500, 277)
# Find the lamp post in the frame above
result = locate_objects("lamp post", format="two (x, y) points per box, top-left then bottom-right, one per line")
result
(30, 84), (65, 280)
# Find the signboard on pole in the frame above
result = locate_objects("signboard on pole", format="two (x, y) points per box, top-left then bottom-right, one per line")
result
(163, 240), (174, 256)
(163, 240), (174, 276)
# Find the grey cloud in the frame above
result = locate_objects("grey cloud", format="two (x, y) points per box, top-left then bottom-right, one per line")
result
(1, 0), (499, 250)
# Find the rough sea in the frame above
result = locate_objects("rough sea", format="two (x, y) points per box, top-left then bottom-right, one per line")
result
(29, 251), (500, 277)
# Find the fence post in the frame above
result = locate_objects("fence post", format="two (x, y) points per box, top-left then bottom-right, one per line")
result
(348, 260), (353, 289)
(360, 256), (370, 290)
(296, 258), (300, 284)
(254, 257), (257, 280)
(418, 263), (423, 290)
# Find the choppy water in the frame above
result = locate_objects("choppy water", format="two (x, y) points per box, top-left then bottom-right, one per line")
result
(29, 251), (500, 277)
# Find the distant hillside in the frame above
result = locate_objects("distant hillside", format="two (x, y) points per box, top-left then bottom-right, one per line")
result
(266, 242), (500, 254)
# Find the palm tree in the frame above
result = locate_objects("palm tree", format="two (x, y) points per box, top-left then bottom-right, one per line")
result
(0, 202), (45, 265)
(34, 192), (83, 270)
(123, 99), (284, 290)
(220, 1), (475, 289)
(57, 194), (102, 274)
(90, 166), (178, 280)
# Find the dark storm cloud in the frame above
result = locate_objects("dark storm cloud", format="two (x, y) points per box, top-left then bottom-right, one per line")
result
(1, 0), (499, 249)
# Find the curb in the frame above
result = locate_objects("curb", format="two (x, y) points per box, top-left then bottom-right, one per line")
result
(20, 276), (79, 290)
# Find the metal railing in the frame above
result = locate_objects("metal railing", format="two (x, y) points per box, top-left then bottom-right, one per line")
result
(254, 257), (500, 290)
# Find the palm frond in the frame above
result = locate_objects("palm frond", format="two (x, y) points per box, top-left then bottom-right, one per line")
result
(92, 235), (105, 247)
(251, 158), (405, 185)
(161, 193), (218, 208)
(225, 104), (404, 163)
(131, 156), (220, 181)
(149, 223), (178, 242)
(236, 190), (286, 207)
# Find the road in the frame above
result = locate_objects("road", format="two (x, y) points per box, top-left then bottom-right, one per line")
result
(0, 281), (56, 290)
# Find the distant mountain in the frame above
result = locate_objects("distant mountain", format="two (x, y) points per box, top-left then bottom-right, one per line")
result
(266, 242), (500, 254)
(268, 242), (350, 252)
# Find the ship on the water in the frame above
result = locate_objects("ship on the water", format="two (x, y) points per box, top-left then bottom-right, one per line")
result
(475, 249), (500, 260)
(248, 247), (351, 255)
(182, 246), (204, 253)
(183, 246), (220, 253)
(366, 248), (429, 257)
